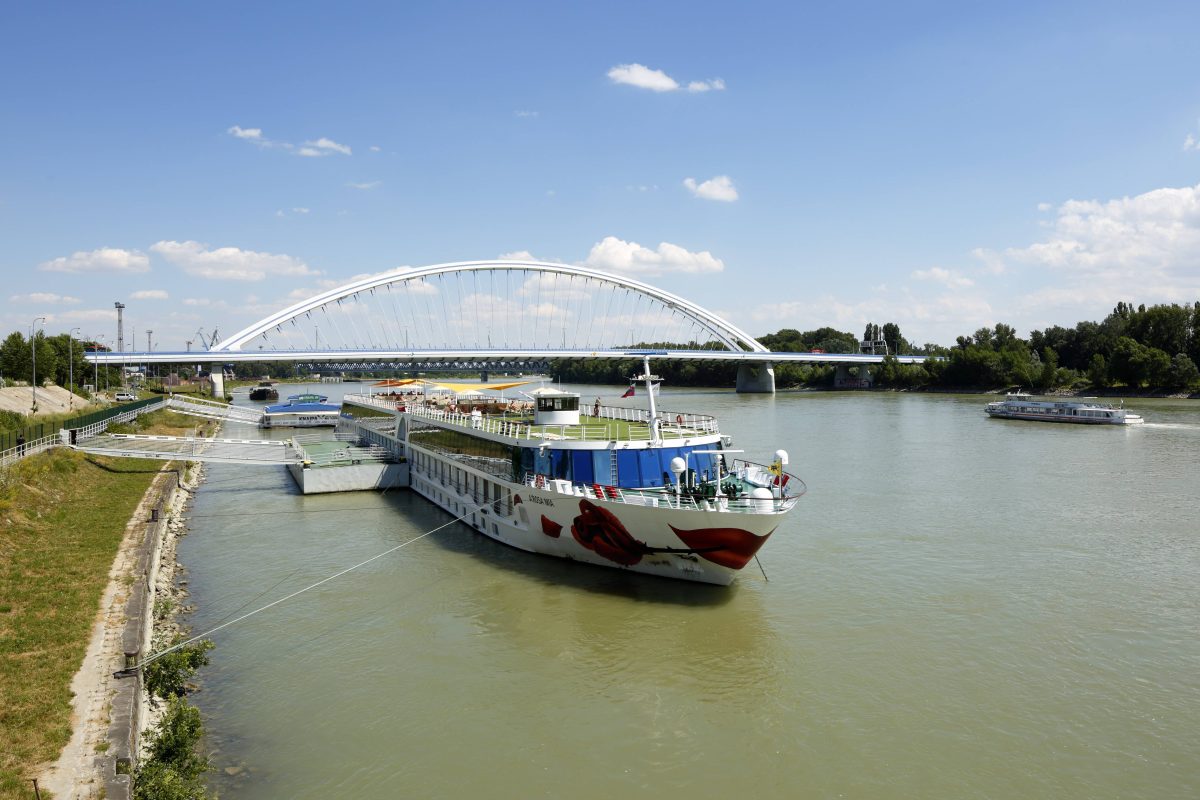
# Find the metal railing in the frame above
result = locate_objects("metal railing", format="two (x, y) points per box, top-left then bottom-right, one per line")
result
(519, 470), (802, 514)
(345, 394), (719, 442)
(0, 397), (168, 469)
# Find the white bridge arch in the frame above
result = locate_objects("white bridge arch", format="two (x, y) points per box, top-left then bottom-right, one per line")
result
(214, 260), (769, 355)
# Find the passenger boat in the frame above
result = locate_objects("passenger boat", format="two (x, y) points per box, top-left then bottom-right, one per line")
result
(249, 381), (279, 402)
(984, 392), (1143, 424)
(261, 393), (341, 428)
(339, 361), (805, 585)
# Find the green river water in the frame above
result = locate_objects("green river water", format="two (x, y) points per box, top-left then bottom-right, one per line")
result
(179, 385), (1200, 799)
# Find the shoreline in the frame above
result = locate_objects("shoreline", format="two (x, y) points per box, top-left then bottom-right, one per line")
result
(777, 384), (1199, 399)
(37, 459), (205, 799)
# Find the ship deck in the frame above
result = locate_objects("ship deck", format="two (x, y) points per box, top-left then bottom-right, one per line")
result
(347, 394), (720, 443)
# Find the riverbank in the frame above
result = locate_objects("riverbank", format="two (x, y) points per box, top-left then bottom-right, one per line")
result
(0, 410), (209, 800)
(779, 383), (1199, 399)
(37, 464), (202, 799)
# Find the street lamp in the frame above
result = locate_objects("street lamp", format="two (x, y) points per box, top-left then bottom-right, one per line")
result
(30, 316), (46, 412)
(69, 327), (81, 407)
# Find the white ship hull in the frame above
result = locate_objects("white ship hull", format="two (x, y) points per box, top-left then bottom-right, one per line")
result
(408, 445), (784, 586)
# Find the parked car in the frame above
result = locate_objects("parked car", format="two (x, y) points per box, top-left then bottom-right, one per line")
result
(114, 391), (137, 402)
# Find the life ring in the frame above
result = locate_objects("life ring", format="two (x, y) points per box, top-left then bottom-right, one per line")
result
(675, 414), (683, 425)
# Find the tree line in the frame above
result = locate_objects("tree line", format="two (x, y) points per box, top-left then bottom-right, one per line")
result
(0, 331), (122, 393)
(551, 301), (1200, 391)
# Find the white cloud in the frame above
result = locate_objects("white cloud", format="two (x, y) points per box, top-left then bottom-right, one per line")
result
(346, 181), (381, 190)
(38, 247), (150, 273)
(227, 125), (263, 141)
(608, 63), (679, 92)
(582, 236), (724, 276)
(1006, 183), (1200, 278)
(369, 145), (381, 152)
(302, 137), (351, 156)
(292, 207), (310, 214)
(182, 298), (210, 306)
(686, 78), (726, 93)
(9, 292), (81, 304)
(1184, 133), (1198, 152)
(499, 250), (536, 261)
(607, 63), (725, 93)
(131, 289), (169, 300)
(227, 126), (351, 157)
(151, 240), (320, 281)
(514, 110), (539, 118)
(683, 175), (738, 202)
(1037, 202), (1052, 212)
(911, 267), (974, 288)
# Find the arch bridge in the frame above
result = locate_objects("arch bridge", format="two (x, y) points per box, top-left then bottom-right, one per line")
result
(87, 260), (926, 393)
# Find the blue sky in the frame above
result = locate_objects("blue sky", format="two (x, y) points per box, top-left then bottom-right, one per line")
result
(3, 0), (1200, 351)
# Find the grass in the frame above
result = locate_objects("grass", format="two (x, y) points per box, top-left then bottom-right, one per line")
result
(0, 409), (199, 800)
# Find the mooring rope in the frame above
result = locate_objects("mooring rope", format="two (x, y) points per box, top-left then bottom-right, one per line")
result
(126, 508), (474, 673)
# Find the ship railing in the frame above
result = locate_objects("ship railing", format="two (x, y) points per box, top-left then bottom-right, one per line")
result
(590, 403), (720, 435)
(343, 394), (720, 440)
(402, 402), (713, 443)
(520, 471), (802, 514)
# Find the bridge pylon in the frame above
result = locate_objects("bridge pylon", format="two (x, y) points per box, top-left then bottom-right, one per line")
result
(735, 363), (775, 393)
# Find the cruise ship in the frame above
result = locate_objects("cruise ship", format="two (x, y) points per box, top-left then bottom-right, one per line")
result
(340, 366), (804, 585)
(985, 392), (1144, 424)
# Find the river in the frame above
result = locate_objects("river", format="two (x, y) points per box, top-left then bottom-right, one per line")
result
(178, 384), (1200, 799)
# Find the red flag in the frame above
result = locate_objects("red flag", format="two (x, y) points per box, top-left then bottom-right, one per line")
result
(621, 385), (635, 398)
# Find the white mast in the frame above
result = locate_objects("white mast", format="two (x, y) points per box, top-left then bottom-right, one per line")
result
(642, 355), (660, 444)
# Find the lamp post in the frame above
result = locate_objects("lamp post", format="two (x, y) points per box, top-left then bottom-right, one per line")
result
(30, 316), (46, 412)
(68, 327), (81, 407)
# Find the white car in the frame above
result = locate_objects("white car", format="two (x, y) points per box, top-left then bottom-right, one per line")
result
(114, 391), (137, 402)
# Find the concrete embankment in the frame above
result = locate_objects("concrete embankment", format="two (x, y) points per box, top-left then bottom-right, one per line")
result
(39, 462), (204, 800)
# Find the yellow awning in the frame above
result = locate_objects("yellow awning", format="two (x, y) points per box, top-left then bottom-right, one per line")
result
(371, 378), (422, 387)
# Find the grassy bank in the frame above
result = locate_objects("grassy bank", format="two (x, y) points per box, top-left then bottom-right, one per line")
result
(0, 410), (203, 799)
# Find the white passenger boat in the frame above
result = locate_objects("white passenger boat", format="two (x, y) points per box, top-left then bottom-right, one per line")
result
(261, 394), (341, 428)
(984, 392), (1143, 425)
(340, 362), (805, 585)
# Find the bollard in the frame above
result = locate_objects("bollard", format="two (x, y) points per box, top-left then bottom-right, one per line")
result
(150, 508), (159, 522)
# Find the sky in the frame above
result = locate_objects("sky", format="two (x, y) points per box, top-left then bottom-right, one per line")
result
(3, 0), (1200, 352)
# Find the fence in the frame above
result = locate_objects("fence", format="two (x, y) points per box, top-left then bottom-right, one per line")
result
(0, 397), (166, 469)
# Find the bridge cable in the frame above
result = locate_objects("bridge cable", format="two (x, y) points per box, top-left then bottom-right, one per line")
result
(120, 507), (477, 676)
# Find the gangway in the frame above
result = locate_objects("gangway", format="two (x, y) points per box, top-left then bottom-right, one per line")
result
(165, 394), (264, 426)
(71, 434), (301, 465)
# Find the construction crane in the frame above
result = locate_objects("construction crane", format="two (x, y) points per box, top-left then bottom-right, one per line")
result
(191, 327), (221, 351)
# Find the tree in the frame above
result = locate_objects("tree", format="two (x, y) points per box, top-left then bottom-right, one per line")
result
(1035, 347), (1059, 391)
(1168, 353), (1200, 388)
(0, 331), (27, 382)
(1087, 353), (1108, 388)
(881, 322), (904, 355)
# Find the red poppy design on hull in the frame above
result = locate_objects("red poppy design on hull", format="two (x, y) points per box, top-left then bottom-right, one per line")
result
(668, 525), (777, 570)
(571, 499), (648, 566)
(540, 514), (563, 538)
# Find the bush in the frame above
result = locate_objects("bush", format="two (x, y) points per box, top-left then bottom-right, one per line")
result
(143, 639), (214, 703)
(134, 696), (210, 800)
